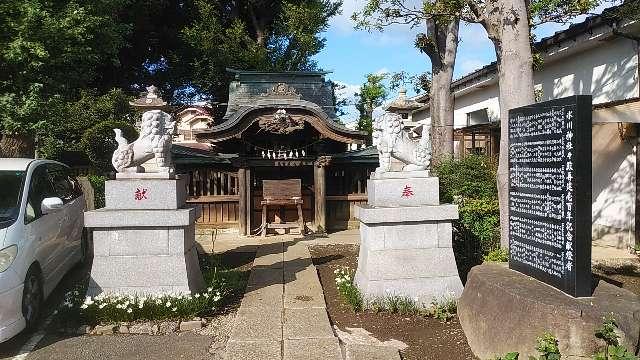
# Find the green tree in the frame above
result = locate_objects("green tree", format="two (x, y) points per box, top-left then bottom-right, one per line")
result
(356, 0), (600, 247)
(182, 0), (342, 102)
(355, 74), (387, 136)
(354, 1), (460, 161)
(39, 89), (137, 160)
(0, 0), (129, 157)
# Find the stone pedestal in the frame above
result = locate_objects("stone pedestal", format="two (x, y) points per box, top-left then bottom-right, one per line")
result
(354, 171), (463, 304)
(459, 264), (640, 359)
(84, 176), (204, 296)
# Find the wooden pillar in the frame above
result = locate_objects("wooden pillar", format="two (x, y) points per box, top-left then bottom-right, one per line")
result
(245, 167), (252, 235)
(238, 168), (247, 236)
(314, 156), (330, 233)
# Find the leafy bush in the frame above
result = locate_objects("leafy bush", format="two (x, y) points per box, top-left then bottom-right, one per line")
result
(535, 332), (561, 360)
(87, 175), (107, 208)
(434, 155), (501, 276)
(492, 319), (640, 360)
(460, 198), (501, 255)
(434, 154), (497, 203)
(81, 120), (137, 172)
(334, 267), (363, 312)
(484, 247), (509, 263)
(594, 315), (639, 360)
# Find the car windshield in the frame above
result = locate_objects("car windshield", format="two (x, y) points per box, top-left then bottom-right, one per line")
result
(0, 171), (25, 228)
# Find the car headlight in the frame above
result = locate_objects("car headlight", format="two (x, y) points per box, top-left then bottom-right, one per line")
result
(0, 245), (17, 273)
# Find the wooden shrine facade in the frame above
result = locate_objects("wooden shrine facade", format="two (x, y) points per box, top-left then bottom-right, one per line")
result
(181, 69), (375, 235)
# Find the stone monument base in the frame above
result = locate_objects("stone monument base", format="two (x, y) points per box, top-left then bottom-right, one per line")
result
(354, 202), (463, 304)
(84, 178), (204, 296)
(458, 264), (640, 359)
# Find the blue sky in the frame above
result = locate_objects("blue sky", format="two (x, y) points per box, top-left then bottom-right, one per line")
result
(314, 0), (614, 126)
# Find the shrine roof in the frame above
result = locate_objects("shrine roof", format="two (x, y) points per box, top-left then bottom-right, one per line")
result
(194, 70), (368, 144)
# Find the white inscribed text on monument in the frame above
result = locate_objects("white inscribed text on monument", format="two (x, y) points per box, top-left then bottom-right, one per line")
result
(509, 106), (576, 279)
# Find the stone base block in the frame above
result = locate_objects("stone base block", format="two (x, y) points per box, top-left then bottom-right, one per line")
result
(105, 177), (187, 210)
(354, 203), (463, 303)
(367, 177), (439, 207)
(458, 264), (640, 359)
(85, 207), (198, 228)
(87, 224), (204, 296)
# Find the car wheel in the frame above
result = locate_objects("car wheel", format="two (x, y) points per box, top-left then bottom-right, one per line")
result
(22, 266), (43, 330)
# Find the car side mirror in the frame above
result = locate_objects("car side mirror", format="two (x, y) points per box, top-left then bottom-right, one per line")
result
(41, 197), (64, 214)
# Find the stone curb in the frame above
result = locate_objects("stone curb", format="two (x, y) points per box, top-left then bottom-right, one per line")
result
(60, 318), (208, 336)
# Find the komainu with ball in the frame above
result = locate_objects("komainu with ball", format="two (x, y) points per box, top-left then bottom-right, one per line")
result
(112, 110), (176, 173)
(372, 112), (431, 174)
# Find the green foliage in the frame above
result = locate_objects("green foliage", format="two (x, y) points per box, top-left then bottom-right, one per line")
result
(434, 154), (497, 203)
(430, 297), (457, 322)
(334, 267), (364, 312)
(39, 89), (136, 160)
(484, 247), (509, 262)
(87, 175), (107, 209)
(355, 73), (387, 136)
(81, 120), (138, 172)
(182, 0), (341, 101)
(533, 332), (561, 360)
(435, 155), (500, 256)
(495, 352), (520, 360)
(0, 0), (129, 136)
(593, 315), (639, 360)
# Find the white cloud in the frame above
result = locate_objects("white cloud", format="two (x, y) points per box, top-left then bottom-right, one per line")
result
(374, 67), (389, 76)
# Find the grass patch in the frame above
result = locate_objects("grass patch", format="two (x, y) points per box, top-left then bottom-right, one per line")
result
(333, 266), (458, 321)
(334, 267), (364, 312)
(57, 253), (249, 325)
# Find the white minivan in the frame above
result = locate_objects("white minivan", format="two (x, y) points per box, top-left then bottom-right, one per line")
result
(0, 159), (86, 342)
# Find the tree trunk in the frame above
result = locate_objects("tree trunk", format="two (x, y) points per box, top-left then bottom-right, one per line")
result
(491, 0), (536, 248)
(429, 19), (459, 163)
(0, 133), (35, 158)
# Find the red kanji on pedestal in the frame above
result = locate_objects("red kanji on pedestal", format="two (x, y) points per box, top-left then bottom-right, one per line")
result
(134, 188), (148, 201)
(401, 185), (414, 197)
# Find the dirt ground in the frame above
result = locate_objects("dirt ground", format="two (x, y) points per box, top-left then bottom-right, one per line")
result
(594, 262), (640, 296)
(310, 244), (477, 360)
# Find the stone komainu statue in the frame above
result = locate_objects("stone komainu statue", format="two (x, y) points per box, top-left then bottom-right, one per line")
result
(372, 112), (431, 174)
(112, 110), (176, 173)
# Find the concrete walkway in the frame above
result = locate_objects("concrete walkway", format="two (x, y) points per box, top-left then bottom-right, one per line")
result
(223, 236), (399, 360)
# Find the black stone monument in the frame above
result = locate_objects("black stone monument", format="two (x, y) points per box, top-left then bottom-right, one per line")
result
(508, 95), (592, 297)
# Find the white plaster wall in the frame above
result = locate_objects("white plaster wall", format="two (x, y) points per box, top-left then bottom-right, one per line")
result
(535, 37), (639, 105)
(422, 35), (639, 127)
(591, 123), (636, 248)
(451, 83), (500, 128)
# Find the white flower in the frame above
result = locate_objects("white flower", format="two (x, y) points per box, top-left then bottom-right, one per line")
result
(99, 304), (106, 309)
(165, 301), (171, 307)
(127, 308), (133, 313)
(80, 304), (88, 309)
(138, 302), (144, 309)
(194, 293), (200, 299)
(207, 287), (213, 292)
(84, 296), (94, 305)
(172, 307), (177, 312)
(213, 295), (221, 302)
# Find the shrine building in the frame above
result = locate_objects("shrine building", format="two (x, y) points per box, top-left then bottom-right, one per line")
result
(174, 69), (377, 235)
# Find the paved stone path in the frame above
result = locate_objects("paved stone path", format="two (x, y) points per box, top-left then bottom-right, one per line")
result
(223, 237), (400, 360)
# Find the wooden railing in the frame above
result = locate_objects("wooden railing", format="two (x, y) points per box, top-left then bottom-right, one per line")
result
(326, 165), (375, 230)
(184, 168), (240, 227)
